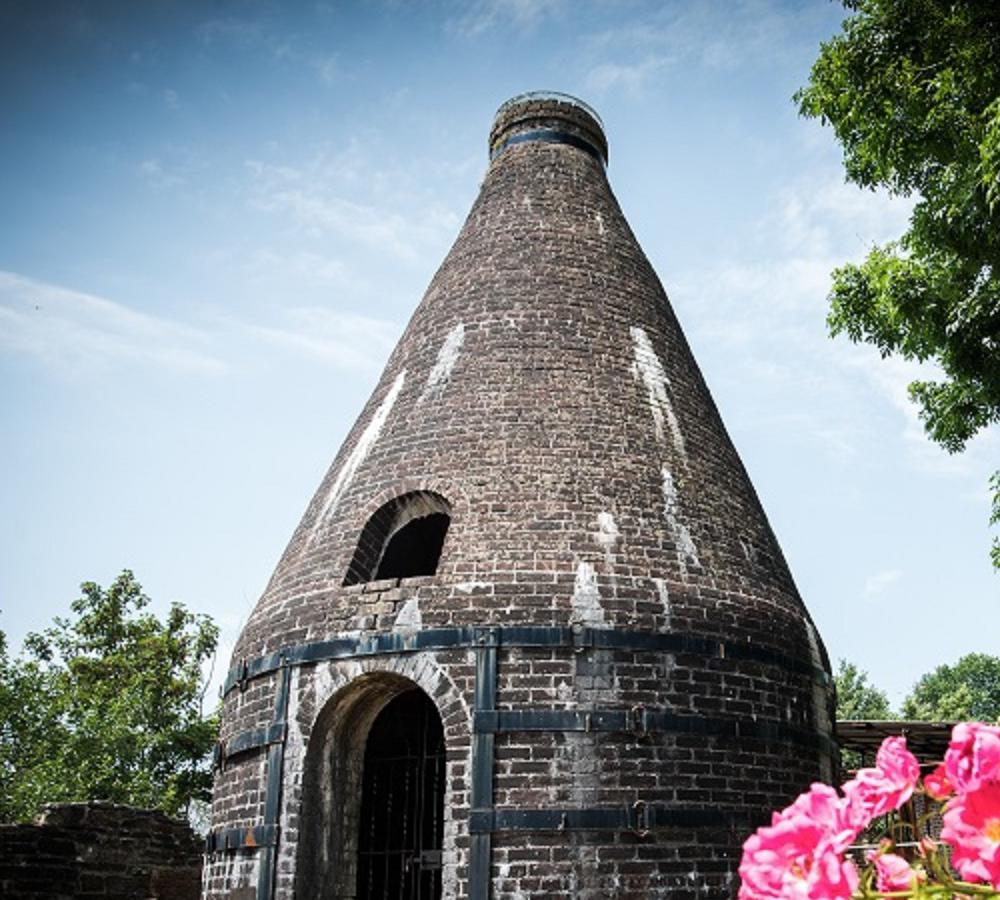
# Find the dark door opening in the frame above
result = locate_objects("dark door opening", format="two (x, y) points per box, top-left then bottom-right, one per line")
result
(356, 690), (445, 900)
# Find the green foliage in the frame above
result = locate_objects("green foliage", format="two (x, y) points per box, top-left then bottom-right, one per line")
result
(0, 571), (219, 823)
(902, 652), (1000, 722)
(992, 470), (1000, 569)
(835, 658), (894, 720)
(797, 0), (1000, 566)
(835, 659), (893, 775)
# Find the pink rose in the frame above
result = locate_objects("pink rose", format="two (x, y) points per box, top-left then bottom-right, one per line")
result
(945, 722), (1000, 794)
(923, 763), (954, 801)
(941, 781), (1000, 888)
(843, 736), (920, 828)
(738, 785), (860, 900)
(777, 783), (860, 852)
(867, 850), (917, 892)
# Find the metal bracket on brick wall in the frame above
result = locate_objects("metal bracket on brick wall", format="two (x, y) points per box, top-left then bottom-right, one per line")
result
(469, 627), (498, 900)
(213, 723), (287, 770)
(204, 824), (278, 853)
(222, 625), (829, 697)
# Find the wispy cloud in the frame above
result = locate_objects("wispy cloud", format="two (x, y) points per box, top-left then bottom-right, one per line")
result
(241, 307), (401, 372)
(244, 249), (363, 290)
(864, 568), (902, 597)
(671, 168), (922, 468)
(679, 171), (914, 336)
(840, 348), (984, 477)
(681, 167), (997, 480)
(585, 57), (668, 96)
(449, 0), (565, 37)
(137, 158), (184, 189)
(244, 157), (460, 263)
(768, 176), (914, 259)
(311, 54), (338, 86)
(581, 0), (832, 97)
(195, 18), (264, 48)
(0, 271), (225, 376)
(194, 17), (297, 62)
(0, 270), (401, 381)
(162, 88), (179, 110)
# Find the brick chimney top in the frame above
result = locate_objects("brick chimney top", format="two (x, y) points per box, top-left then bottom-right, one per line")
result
(489, 91), (608, 165)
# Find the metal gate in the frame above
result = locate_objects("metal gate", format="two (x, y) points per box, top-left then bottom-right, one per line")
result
(357, 689), (445, 899)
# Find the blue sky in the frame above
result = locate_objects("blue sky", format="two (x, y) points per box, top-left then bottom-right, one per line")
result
(1, 0), (996, 707)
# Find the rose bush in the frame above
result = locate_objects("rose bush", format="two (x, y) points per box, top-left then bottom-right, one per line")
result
(738, 722), (1000, 900)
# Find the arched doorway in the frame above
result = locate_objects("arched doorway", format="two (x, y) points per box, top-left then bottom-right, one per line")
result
(356, 689), (445, 899)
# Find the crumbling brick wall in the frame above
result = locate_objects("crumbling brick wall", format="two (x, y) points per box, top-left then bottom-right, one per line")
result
(0, 801), (203, 900)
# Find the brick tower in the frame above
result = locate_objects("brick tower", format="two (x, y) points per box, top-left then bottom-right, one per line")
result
(205, 92), (835, 900)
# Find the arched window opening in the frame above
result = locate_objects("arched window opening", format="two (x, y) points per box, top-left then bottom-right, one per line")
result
(375, 513), (449, 581)
(356, 689), (445, 900)
(344, 491), (451, 586)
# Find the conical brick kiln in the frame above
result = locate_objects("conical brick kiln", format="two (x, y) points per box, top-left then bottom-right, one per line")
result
(204, 92), (835, 900)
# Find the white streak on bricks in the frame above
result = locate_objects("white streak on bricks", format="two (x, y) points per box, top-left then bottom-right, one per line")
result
(393, 597), (422, 630)
(419, 322), (465, 403)
(454, 580), (492, 594)
(570, 561), (606, 628)
(594, 511), (620, 556)
(310, 371), (405, 541)
(630, 325), (686, 459)
(661, 466), (700, 569)
(652, 577), (670, 627)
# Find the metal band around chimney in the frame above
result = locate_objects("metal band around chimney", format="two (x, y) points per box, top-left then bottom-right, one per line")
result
(489, 129), (606, 164)
(468, 804), (755, 834)
(214, 707), (835, 768)
(472, 708), (836, 756)
(223, 625), (828, 696)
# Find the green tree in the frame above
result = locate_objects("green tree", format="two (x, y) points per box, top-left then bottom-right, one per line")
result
(835, 658), (894, 720)
(835, 659), (893, 774)
(902, 652), (1000, 722)
(796, 0), (1000, 567)
(0, 571), (218, 823)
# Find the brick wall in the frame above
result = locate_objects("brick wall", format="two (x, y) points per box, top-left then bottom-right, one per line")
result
(0, 802), (203, 900)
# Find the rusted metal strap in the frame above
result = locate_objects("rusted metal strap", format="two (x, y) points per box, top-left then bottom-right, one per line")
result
(205, 824), (278, 852)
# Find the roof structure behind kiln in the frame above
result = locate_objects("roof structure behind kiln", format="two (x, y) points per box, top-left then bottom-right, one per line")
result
(235, 91), (824, 667)
(210, 92), (834, 900)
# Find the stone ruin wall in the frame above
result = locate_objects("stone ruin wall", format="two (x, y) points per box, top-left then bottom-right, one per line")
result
(0, 801), (203, 900)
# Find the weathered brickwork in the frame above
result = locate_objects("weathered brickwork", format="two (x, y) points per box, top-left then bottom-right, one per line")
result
(1, 802), (202, 900)
(206, 93), (834, 899)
